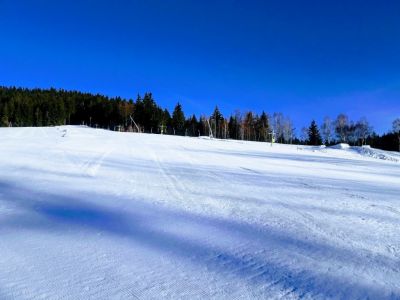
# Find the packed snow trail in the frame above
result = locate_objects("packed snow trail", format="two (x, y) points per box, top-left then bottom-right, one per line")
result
(0, 126), (399, 299)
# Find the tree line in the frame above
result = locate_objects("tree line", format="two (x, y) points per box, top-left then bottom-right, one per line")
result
(303, 115), (400, 152)
(0, 86), (399, 151)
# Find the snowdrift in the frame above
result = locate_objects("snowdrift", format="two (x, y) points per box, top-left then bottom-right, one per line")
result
(354, 146), (400, 162)
(326, 143), (400, 162)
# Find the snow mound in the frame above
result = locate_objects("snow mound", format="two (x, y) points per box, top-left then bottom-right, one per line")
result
(198, 135), (212, 140)
(330, 143), (350, 149)
(327, 143), (399, 162)
(354, 146), (400, 162)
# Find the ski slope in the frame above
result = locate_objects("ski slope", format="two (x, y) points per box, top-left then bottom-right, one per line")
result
(0, 126), (399, 299)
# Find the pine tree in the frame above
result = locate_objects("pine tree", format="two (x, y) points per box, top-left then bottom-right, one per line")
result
(1, 103), (9, 126)
(228, 115), (237, 139)
(393, 118), (400, 152)
(243, 111), (254, 140)
(172, 102), (185, 135)
(211, 106), (223, 138)
(257, 111), (269, 141)
(186, 114), (199, 136)
(307, 120), (322, 145)
(161, 109), (171, 134)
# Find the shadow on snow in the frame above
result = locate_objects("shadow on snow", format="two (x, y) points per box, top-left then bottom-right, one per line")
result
(0, 179), (398, 299)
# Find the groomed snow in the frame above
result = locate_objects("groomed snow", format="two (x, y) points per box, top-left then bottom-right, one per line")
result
(0, 126), (399, 299)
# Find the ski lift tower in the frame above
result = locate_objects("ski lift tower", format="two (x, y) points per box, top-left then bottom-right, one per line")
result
(268, 129), (275, 146)
(206, 118), (214, 139)
(129, 115), (140, 133)
(159, 124), (166, 135)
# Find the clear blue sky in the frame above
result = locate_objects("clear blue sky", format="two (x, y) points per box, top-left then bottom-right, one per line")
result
(1, 0), (399, 133)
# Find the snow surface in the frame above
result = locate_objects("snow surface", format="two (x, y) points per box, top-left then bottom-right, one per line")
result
(0, 126), (399, 299)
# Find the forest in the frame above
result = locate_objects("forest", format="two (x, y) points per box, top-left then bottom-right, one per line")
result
(0, 86), (399, 152)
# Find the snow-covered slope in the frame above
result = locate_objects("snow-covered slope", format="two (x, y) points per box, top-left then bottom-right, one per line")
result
(0, 126), (399, 299)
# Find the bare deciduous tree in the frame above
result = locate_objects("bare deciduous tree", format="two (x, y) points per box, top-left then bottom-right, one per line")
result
(282, 117), (294, 144)
(354, 117), (371, 146)
(321, 116), (333, 145)
(335, 114), (349, 142)
(300, 126), (309, 143)
(272, 112), (284, 143)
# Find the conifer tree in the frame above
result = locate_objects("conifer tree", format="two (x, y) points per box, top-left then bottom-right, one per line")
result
(211, 106), (224, 138)
(172, 102), (185, 135)
(228, 115), (238, 140)
(186, 114), (200, 136)
(393, 118), (400, 152)
(1, 103), (9, 126)
(308, 120), (322, 145)
(257, 111), (269, 141)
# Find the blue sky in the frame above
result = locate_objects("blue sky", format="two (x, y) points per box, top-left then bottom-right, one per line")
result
(1, 0), (399, 133)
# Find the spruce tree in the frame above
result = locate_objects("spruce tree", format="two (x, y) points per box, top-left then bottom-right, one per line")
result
(186, 114), (199, 136)
(308, 120), (322, 145)
(228, 115), (238, 139)
(393, 118), (400, 152)
(257, 111), (269, 141)
(172, 102), (185, 135)
(1, 103), (9, 126)
(211, 106), (223, 138)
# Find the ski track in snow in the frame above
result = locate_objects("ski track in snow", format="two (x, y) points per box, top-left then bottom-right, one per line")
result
(0, 126), (399, 299)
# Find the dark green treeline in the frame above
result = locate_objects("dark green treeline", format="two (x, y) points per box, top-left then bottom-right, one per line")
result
(0, 86), (398, 151)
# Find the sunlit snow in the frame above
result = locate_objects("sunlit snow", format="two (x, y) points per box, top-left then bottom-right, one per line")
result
(0, 126), (399, 299)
